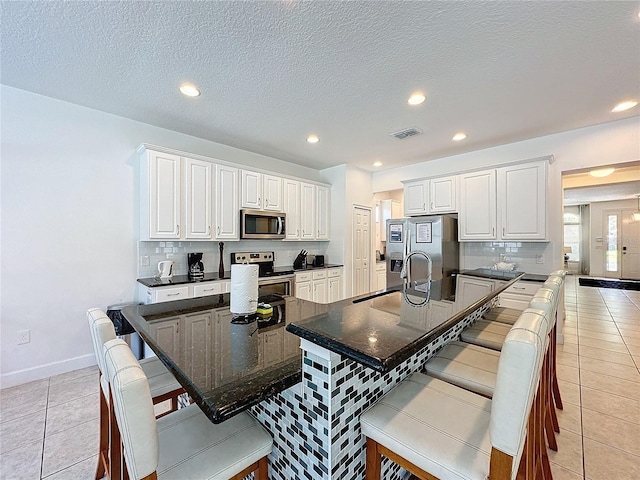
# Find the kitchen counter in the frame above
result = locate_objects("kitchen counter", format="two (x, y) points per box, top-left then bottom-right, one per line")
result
(137, 272), (231, 287)
(460, 268), (548, 283)
(292, 263), (343, 271)
(122, 291), (304, 423)
(123, 269), (526, 479)
(287, 271), (524, 372)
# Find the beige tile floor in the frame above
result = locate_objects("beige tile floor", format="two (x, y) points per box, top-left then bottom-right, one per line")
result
(1, 276), (639, 479)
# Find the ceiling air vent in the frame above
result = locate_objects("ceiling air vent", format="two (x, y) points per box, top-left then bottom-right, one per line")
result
(390, 126), (423, 140)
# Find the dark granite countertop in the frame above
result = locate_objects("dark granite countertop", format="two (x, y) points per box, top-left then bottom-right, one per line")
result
(286, 271), (525, 373)
(137, 272), (232, 287)
(126, 267), (528, 422)
(459, 269), (548, 283)
(293, 263), (344, 271)
(122, 291), (307, 423)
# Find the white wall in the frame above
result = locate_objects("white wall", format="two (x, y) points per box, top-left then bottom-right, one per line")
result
(0, 86), (324, 387)
(373, 117), (640, 275)
(321, 165), (375, 298)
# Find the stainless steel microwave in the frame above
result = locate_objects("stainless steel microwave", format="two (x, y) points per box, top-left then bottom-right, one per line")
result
(240, 210), (286, 239)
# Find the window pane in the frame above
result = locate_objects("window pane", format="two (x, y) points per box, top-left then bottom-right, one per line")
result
(606, 214), (618, 272)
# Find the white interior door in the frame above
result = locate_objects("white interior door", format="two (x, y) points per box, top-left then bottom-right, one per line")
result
(353, 206), (371, 296)
(621, 209), (640, 280)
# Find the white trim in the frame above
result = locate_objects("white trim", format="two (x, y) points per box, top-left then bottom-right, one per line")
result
(0, 354), (96, 389)
(136, 143), (331, 187)
(300, 338), (341, 364)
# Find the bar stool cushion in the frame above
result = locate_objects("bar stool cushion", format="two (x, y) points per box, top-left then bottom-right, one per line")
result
(361, 373), (493, 480)
(483, 307), (521, 325)
(104, 339), (273, 480)
(424, 341), (499, 397)
(426, 309), (549, 399)
(460, 319), (511, 351)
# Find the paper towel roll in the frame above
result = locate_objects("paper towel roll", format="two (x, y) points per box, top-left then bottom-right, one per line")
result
(230, 264), (259, 315)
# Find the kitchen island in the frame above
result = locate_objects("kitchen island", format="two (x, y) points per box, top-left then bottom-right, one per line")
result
(123, 269), (527, 480)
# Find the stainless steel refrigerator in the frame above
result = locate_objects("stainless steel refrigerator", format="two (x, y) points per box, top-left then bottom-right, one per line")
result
(386, 215), (459, 301)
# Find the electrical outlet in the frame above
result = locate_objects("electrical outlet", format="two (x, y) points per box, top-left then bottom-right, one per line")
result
(536, 254), (544, 264)
(141, 256), (150, 267)
(18, 329), (30, 345)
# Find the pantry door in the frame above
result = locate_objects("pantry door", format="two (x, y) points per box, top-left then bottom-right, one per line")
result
(353, 206), (371, 296)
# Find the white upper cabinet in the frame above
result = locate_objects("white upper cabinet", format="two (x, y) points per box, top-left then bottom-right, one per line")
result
(262, 174), (283, 211)
(300, 182), (316, 240)
(240, 170), (283, 211)
(404, 180), (428, 216)
(403, 175), (457, 216)
(283, 179), (301, 240)
(214, 164), (239, 240)
(316, 185), (330, 240)
(240, 170), (261, 210)
(497, 161), (547, 241)
(429, 175), (457, 213)
(184, 158), (212, 239)
(458, 159), (549, 242)
(459, 169), (497, 240)
(141, 150), (182, 239)
(138, 145), (329, 243)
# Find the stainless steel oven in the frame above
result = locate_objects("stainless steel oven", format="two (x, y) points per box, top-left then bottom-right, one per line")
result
(258, 275), (294, 297)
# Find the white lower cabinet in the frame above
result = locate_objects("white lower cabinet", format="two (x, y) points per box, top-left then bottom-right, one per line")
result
(455, 275), (502, 311)
(139, 280), (230, 304)
(497, 281), (541, 310)
(149, 286), (190, 304)
(375, 263), (386, 291)
(295, 267), (343, 304)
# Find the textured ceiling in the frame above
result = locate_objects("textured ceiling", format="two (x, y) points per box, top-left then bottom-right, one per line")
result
(2, 1), (639, 172)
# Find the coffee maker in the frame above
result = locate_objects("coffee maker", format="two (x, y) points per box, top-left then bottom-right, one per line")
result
(188, 253), (205, 278)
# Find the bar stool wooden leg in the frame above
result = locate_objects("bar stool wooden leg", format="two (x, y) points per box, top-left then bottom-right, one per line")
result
(366, 438), (382, 480)
(552, 323), (563, 411)
(95, 376), (108, 480)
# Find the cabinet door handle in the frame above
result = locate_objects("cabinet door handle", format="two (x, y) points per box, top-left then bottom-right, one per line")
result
(217, 226), (220, 235)
(176, 225), (180, 236)
(423, 203), (426, 211)
(258, 196), (261, 206)
(431, 202), (434, 210)
(265, 199), (269, 207)
(503, 227), (505, 237)
(208, 226), (211, 235)
(168, 292), (180, 296)
(492, 227), (495, 237)
(297, 229), (299, 236)
(513, 286), (526, 290)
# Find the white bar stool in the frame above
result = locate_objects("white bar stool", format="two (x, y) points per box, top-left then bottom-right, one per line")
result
(87, 309), (185, 480)
(361, 310), (547, 480)
(103, 338), (273, 480)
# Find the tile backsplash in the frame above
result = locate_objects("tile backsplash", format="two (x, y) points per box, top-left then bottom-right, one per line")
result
(461, 241), (554, 275)
(137, 240), (333, 278)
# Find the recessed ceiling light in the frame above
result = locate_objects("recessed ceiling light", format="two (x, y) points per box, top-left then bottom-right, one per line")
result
(407, 92), (426, 106)
(179, 84), (200, 97)
(452, 132), (467, 141)
(611, 100), (637, 112)
(373, 161), (383, 167)
(306, 135), (319, 144)
(589, 168), (615, 178)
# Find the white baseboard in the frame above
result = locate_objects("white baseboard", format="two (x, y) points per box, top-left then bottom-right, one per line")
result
(0, 354), (96, 389)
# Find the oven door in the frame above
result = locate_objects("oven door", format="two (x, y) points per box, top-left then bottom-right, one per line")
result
(258, 275), (294, 296)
